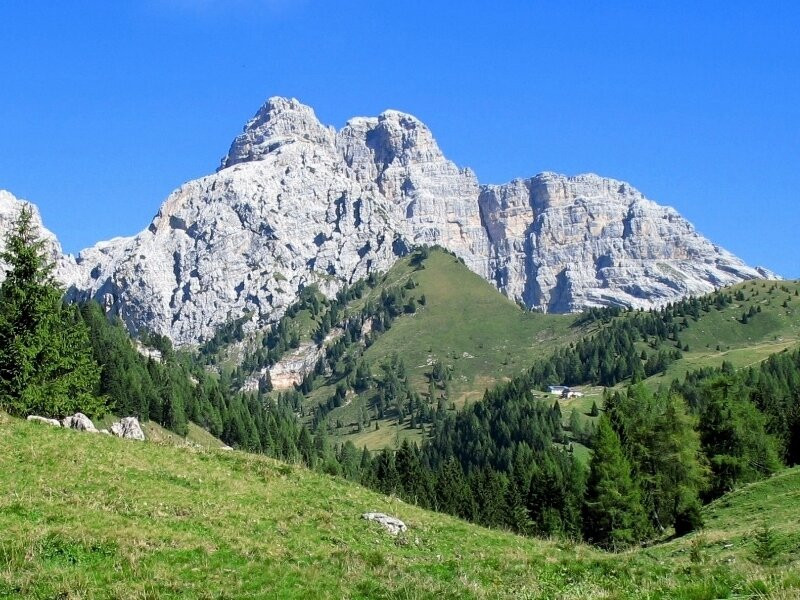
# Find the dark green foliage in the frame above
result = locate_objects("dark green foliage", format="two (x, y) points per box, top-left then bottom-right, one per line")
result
(697, 376), (781, 498)
(525, 308), (683, 388)
(674, 498), (704, 536)
(583, 416), (648, 549)
(197, 312), (251, 358)
(363, 373), (588, 537)
(604, 386), (708, 535)
(0, 205), (102, 418)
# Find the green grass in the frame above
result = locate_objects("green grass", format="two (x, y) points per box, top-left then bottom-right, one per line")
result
(2, 414), (799, 599)
(643, 279), (800, 388)
(93, 414), (227, 449)
(316, 249), (582, 449)
(315, 264), (800, 451)
(359, 250), (579, 402)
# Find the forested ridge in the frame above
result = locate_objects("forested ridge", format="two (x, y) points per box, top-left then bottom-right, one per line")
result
(2, 206), (799, 551)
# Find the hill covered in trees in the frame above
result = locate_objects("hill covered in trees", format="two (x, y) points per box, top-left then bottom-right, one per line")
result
(204, 246), (798, 455)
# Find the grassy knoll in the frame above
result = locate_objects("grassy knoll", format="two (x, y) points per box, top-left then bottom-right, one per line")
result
(319, 249), (582, 449)
(2, 415), (799, 599)
(357, 249), (578, 401)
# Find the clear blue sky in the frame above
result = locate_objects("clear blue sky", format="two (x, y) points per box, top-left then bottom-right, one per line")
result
(1, 1), (798, 276)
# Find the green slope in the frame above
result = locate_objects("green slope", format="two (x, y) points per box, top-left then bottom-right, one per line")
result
(92, 414), (227, 449)
(643, 279), (800, 387)
(201, 250), (799, 453)
(358, 249), (577, 402)
(2, 415), (799, 599)
(306, 248), (581, 449)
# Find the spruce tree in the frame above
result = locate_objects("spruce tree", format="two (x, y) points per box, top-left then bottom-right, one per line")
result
(699, 375), (781, 498)
(583, 416), (647, 549)
(651, 393), (708, 533)
(0, 205), (102, 417)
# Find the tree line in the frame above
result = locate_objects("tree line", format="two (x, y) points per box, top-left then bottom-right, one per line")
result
(1, 207), (797, 552)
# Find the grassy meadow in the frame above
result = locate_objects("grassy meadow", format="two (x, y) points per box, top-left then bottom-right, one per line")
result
(2, 414), (799, 599)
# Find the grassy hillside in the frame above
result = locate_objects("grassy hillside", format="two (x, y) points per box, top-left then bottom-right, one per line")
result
(323, 265), (800, 450)
(356, 249), (578, 402)
(93, 414), (227, 450)
(298, 248), (580, 404)
(643, 279), (800, 387)
(1, 414), (799, 599)
(307, 249), (581, 449)
(199, 251), (799, 453)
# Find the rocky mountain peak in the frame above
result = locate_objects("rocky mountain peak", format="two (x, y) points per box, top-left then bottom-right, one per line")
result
(219, 96), (335, 170)
(0, 98), (777, 345)
(337, 109), (444, 173)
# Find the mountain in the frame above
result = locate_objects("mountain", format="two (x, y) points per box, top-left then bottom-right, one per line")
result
(0, 97), (774, 344)
(0, 190), (80, 283)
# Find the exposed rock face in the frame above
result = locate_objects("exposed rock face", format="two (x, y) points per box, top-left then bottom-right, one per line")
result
(362, 512), (407, 535)
(62, 413), (97, 432)
(265, 342), (323, 390)
(110, 417), (145, 441)
(478, 173), (772, 312)
(0, 98), (776, 344)
(0, 191), (80, 283)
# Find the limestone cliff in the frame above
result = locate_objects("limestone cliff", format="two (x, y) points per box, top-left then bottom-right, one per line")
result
(0, 97), (774, 344)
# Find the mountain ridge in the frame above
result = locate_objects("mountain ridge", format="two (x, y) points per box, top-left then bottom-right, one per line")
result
(0, 96), (776, 344)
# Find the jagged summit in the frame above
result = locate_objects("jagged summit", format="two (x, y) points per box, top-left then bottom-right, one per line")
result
(0, 98), (777, 344)
(221, 97), (446, 173)
(219, 96), (335, 170)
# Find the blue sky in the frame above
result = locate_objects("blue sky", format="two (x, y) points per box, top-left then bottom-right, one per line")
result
(1, 1), (798, 276)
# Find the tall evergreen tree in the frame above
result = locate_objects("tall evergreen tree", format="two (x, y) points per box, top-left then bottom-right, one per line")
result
(0, 205), (102, 417)
(583, 416), (647, 549)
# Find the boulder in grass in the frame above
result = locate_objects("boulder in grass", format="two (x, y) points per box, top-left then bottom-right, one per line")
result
(26, 415), (62, 427)
(110, 417), (145, 441)
(61, 413), (98, 432)
(362, 512), (407, 535)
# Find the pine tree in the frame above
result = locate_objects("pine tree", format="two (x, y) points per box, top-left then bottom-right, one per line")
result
(699, 375), (781, 498)
(650, 393), (708, 533)
(0, 205), (102, 417)
(583, 416), (647, 549)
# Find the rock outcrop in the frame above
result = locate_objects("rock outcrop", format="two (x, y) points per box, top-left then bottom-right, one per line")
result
(362, 512), (408, 535)
(110, 417), (145, 441)
(0, 98), (775, 345)
(62, 413), (97, 432)
(26, 415), (62, 427)
(478, 173), (773, 312)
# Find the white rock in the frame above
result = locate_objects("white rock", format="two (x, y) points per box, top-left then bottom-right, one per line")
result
(26, 415), (62, 427)
(478, 173), (773, 312)
(268, 342), (324, 390)
(0, 97), (777, 345)
(362, 512), (407, 535)
(110, 416), (145, 440)
(61, 413), (97, 432)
